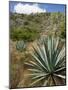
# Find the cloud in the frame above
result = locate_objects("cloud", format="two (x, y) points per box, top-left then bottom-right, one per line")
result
(14, 3), (46, 14)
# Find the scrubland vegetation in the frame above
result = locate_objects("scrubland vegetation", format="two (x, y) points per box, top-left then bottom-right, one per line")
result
(10, 12), (66, 88)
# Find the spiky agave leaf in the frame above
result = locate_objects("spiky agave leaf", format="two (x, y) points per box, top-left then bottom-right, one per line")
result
(25, 36), (66, 87)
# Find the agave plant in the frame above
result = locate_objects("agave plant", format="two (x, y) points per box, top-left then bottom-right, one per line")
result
(26, 36), (66, 87)
(16, 40), (26, 52)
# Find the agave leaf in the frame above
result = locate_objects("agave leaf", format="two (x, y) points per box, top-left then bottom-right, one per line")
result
(32, 46), (49, 72)
(43, 75), (51, 86)
(29, 77), (45, 86)
(28, 68), (43, 73)
(26, 61), (48, 72)
(43, 80), (48, 86)
(54, 37), (60, 51)
(54, 67), (66, 72)
(55, 46), (65, 66)
(31, 53), (48, 71)
(41, 45), (51, 72)
(31, 73), (49, 80)
(54, 74), (65, 79)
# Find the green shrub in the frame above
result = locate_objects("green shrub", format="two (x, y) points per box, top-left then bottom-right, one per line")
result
(60, 22), (66, 38)
(10, 27), (40, 42)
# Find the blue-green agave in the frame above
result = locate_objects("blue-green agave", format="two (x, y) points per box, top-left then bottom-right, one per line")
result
(26, 36), (66, 87)
(16, 40), (26, 52)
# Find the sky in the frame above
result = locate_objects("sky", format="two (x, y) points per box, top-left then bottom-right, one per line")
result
(9, 1), (66, 14)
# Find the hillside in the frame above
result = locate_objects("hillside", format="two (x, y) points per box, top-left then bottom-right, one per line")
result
(10, 12), (66, 88)
(10, 12), (65, 42)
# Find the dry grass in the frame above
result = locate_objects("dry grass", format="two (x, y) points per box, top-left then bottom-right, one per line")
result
(10, 40), (35, 88)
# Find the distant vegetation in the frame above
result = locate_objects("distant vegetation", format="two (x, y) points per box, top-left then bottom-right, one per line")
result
(10, 12), (66, 42)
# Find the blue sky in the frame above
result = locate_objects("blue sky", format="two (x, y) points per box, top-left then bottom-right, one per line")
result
(9, 1), (66, 14)
(39, 3), (65, 12)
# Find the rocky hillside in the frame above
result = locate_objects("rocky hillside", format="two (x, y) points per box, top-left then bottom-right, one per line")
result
(10, 12), (65, 41)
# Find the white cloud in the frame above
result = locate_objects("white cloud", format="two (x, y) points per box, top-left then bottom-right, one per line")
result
(14, 3), (46, 14)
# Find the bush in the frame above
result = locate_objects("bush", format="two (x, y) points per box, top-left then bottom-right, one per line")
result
(10, 27), (40, 42)
(60, 22), (66, 38)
